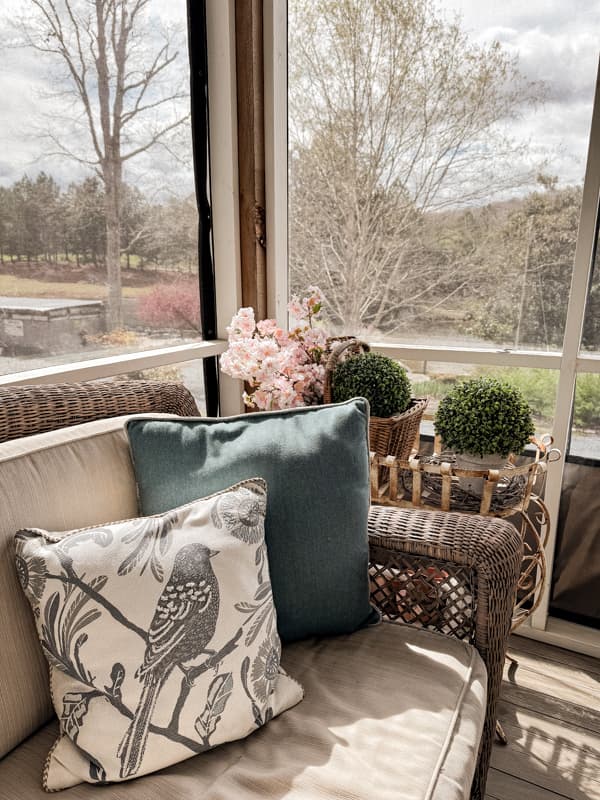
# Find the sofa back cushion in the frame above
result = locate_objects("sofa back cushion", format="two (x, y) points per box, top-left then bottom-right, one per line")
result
(0, 416), (138, 758)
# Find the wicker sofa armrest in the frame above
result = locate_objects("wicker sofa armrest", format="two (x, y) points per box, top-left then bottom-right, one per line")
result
(0, 379), (200, 443)
(368, 504), (522, 800)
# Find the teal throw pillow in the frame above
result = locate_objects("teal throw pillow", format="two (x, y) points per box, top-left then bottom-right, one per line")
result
(126, 399), (376, 642)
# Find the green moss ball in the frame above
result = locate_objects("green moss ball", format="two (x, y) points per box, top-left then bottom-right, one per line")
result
(332, 353), (411, 418)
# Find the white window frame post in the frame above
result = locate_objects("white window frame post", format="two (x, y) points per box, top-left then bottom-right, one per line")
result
(206, 0), (244, 417)
(525, 59), (600, 637)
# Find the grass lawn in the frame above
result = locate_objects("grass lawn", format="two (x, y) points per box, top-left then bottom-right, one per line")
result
(0, 274), (150, 299)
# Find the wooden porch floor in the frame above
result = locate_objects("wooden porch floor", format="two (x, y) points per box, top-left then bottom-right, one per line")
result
(485, 634), (600, 800)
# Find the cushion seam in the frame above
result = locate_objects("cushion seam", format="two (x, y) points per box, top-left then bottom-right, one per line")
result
(0, 426), (127, 465)
(423, 645), (478, 800)
(0, 412), (180, 464)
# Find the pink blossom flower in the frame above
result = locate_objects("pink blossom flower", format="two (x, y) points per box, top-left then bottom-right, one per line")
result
(252, 389), (271, 410)
(307, 286), (324, 305)
(227, 307), (257, 340)
(257, 338), (280, 359)
(287, 298), (305, 322)
(256, 318), (278, 337)
(274, 328), (291, 347)
(221, 287), (329, 409)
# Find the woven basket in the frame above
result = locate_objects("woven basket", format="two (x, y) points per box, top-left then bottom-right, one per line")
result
(323, 338), (428, 460)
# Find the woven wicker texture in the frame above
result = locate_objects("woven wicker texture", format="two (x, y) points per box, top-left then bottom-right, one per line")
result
(369, 550), (475, 640)
(0, 380), (199, 443)
(370, 447), (555, 633)
(323, 338), (427, 460)
(368, 505), (522, 800)
(323, 337), (367, 405)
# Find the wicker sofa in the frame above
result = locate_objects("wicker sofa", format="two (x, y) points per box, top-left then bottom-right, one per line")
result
(0, 380), (522, 800)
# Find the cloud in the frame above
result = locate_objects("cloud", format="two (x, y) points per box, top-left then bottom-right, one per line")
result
(448, 0), (600, 38)
(444, 0), (599, 191)
(484, 27), (597, 103)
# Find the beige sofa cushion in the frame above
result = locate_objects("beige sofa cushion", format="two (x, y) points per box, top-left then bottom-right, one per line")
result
(0, 416), (139, 759)
(0, 622), (486, 800)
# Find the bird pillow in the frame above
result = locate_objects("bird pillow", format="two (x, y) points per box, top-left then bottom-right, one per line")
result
(14, 478), (303, 791)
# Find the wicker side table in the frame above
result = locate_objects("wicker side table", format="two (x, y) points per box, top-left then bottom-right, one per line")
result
(369, 435), (561, 631)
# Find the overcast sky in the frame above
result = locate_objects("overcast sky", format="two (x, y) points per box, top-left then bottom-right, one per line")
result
(443, 0), (599, 187)
(0, 1), (598, 196)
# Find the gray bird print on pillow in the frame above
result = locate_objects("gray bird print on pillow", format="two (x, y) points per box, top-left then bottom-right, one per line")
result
(118, 543), (221, 778)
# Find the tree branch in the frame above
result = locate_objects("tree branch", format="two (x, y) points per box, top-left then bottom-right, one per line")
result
(122, 115), (190, 161)
(67, 675), (201, 752)
(167, 627), (243, 733)
(46, 571), (147, 641)
(121, 90), (187, 127)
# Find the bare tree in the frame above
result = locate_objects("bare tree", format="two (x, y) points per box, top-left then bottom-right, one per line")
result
(18, 0), (189, 327)
(289, 0), (543, 335)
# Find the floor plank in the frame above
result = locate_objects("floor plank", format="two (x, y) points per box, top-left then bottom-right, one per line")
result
(490, 715), (599, 799)
(485, 635), (600, 800)
(503, 651), (599, 709)
(498, 678), (600, 736)
(486, 768), (577, 800)
(508, 635), (600, 678)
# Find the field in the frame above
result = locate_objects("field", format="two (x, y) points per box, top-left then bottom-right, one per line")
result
(0, 259), (184, 300)
(0, 273), (150, 300)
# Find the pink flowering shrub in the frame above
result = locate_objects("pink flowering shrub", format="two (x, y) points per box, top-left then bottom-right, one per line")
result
(137, 280), (200, 331)
(220, 286), (330, 410)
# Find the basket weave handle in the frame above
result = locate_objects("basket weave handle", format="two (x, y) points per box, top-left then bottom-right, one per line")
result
(323, 338), (370, 404)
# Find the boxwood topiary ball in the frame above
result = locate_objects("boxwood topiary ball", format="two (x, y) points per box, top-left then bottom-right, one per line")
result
(332, 353), (411, 418)
(434, 376), (535, 458)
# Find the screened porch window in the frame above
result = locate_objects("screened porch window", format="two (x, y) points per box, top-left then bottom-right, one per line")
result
(0, 0), (219, 404)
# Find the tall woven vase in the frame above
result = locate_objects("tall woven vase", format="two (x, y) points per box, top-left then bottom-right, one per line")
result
(323, 339), (428, 460)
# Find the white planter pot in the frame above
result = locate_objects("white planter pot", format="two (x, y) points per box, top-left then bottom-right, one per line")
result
(454, 452), (506, 496)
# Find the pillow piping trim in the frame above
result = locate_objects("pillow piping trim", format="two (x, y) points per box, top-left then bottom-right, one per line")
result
(124, 397), (370, 429)
(42, 715), (61, 793)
